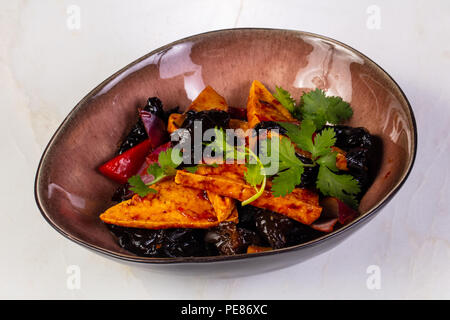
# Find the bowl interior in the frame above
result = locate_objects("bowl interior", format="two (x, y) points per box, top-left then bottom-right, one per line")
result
(35, 29), (416, 262)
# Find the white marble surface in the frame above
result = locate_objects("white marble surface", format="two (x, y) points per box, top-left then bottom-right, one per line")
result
(1, 0), (449, 299)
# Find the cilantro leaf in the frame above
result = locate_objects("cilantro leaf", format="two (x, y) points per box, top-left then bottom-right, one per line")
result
(146, 162), (166, 184)
(326, 96), (353, 124)
(245, 163), (265, 188)
(279, 120), (315, 153)
(184, 166), (198, 173)
(316, 165), (361, 208)
(278, 120), (360, 206)
(300, 89), (352, 129)
(300, 89), (330, 128)
(316, 151), (338, 171)
(276, 136), (305, 171)
(270, 136), (305, 197)
(128, 175), (157, 197)
(271, 166), (304, 197)
(310, 127), (336, 159)
(158, 148), (182, 175)
(273, 86), (300, 118)
(280, 120), (336, 160)
(271, 89), (359, 206)
(128, 148), (183, 197)
(272, 86), (353, 128)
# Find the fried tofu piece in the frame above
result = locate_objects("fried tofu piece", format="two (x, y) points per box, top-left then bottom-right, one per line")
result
(195, 163), (247, 182)
(225, 207), (239, 224)
(246, 80), (297, 128)
(229, 119), (249, 131)
(207, 191), (237, 223)
(174, 168), (322, 225)
(168, 116), (248, 136)
(332, 146), (348, 171)
(188, 85), (229, 112)
(167, 86), (229, 134)
(247, 245), (272, 254)
(167, 113), (185, 134)
(100, 179), (237, 229)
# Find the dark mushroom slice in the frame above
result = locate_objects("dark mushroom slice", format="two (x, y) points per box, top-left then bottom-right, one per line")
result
(204, 221), (259, 255)
(108, 225), (207, 258)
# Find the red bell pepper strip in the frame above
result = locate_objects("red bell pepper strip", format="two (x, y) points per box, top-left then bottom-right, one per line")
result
(98, 139), (152, 184)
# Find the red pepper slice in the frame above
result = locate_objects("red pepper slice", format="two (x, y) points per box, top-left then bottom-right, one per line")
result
(98, 139), (152, 184)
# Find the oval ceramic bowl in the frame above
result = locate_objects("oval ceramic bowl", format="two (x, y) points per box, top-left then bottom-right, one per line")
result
(35, 28), (416, 274)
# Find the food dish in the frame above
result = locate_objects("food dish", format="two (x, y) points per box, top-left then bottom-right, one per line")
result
(34, 29), (416, 266)
(98, 81), (376, 257)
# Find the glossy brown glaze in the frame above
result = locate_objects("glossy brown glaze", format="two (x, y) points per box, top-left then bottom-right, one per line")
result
(34, 28), (416, 264)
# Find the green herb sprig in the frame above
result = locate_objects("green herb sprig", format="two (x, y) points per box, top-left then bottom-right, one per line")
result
(276, 120), (361, 208)
(128, 148), (182, 197)
(275, 87), (353, 129)
(207, 128), (267, 206)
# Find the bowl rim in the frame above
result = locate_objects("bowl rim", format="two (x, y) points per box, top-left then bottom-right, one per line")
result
(34, 27), (418, 264)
